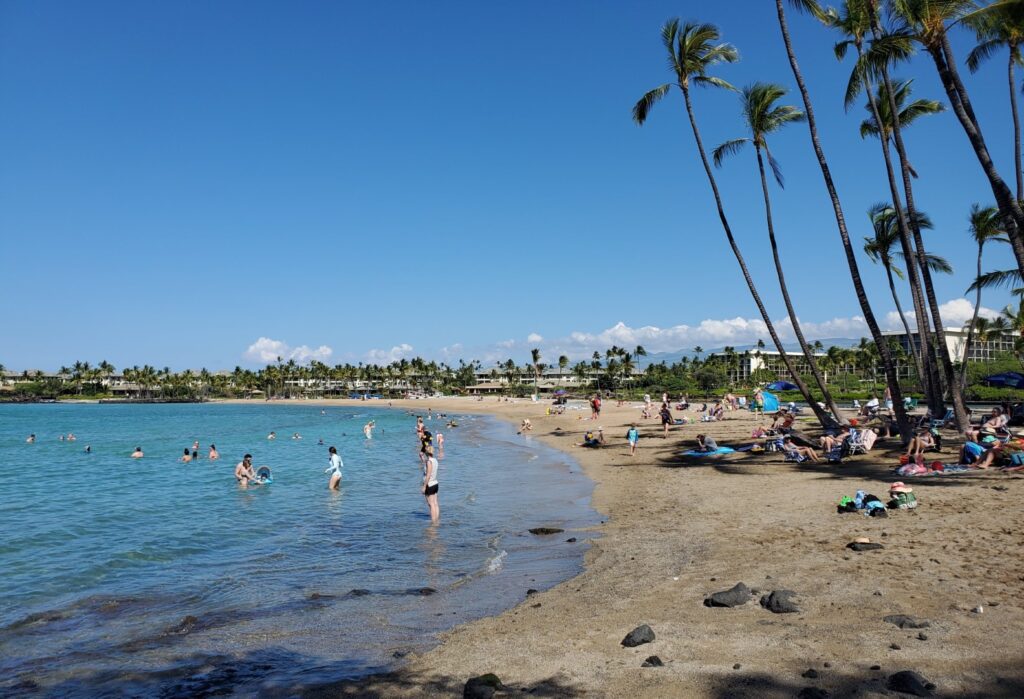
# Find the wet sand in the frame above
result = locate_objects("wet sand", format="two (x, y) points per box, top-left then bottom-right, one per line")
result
(228, 397), (1024, 698)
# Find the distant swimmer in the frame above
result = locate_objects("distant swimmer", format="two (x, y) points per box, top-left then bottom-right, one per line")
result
(26, 434), (35, 444)
(325, 446), (343, 490)
(181, 448), (192, 463)
(436, 432), (444, 456)
(518, 419), (532, 434)
(131, 447), (144, 458)
(235, 454), (255, 486)
(67, 433), (76, 442)
(415, 417), (424, 438)
(267, 431), (277, 440)
(84, 445), (91, 453)
(59, 435), (65, 442)
(317, 438), (324, 445)
(422, 446), (440, 522)
(321, 409), (326, 416)
(192, 441), (200, 461)
(292, 432), (302, 440)
(363, 421), (375, 439)
(208, 444), (219, 460)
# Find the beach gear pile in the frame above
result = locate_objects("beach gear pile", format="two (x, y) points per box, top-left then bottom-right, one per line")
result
(837, 484), (917, 516)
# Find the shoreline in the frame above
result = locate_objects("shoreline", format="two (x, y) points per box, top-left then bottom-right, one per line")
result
(274, 396), (1024, 698)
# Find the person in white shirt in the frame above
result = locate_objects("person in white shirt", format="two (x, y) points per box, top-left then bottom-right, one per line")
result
(325, 446), (343, 490)
(422, 446), (440, 522)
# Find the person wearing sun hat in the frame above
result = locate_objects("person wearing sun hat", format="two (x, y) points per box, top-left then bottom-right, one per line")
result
(888, 482), (917, 509)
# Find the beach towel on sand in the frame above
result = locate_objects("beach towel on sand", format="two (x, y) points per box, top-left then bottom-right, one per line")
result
(682, 447), (736, 457)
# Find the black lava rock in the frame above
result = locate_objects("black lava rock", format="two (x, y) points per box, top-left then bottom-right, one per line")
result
(802, 668), (819, 679)
(526, 589), (538, 596)
(621, 624), (656, 647)
(464, 673), (503, 699)
(566, 537), (577, 543)
(884, 615), (930, 629)
(704, 583), (753, 608)
(917, 632), (929, 641)
(408, 587), (438, 596)
(348, 589), (372, 597)
(847, 542), (885, 551)
(760, 590), (800, 614)
(528, 527), (564, 535)
(798, 689), (830, 699)
(641, 655), (664, 667)
(886, 670), (935, 696)
(164, 615), (199, 635)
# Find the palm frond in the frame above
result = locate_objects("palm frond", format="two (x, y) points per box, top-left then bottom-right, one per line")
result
(966, 268), (1024, 293)
(835, 39), (853, 60)
(632, 83), (672, 125)
(844, 59), (866, 110)
(712, 138), (748, 167)
(966, 37), (1003, 72)
(692, 75), (737, 91)
(787, 0), (827, 21)
(766, 147), (786, 188)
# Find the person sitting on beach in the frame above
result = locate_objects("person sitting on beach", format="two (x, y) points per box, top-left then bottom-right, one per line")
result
(905, 428), (936, 458)
(782, 435), (820, 463)
(180, 448), (192, 463)
(819, 427), (851, 453)
(696, 434), (718, 453)
(966, 407), (1008, 443)
(518, 418), (533, 434)
(208, 444), (219, 460)
(131, 447), (144, 458)
(575, 431), (601, 448)
(771, 411), (796, 433)
(860, 396), (880, 417)
(751, 425), (768, 439)
(235, 454), (256, 486)
(711, 403), (724, 420)
(960, 440), (1000, 469)
(659, 402), (673, 438)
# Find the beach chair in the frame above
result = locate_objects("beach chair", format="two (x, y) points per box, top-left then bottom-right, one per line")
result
(783, 447), (808, 463)
(930, 409), (953, 430)
(847, 429), (868, 456)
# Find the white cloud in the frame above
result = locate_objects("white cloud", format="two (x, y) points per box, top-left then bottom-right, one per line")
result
(526, 333), (544, 343)
(365, 343), (414, 364)
(244, 337), (333, 365)
(884, 298), (999, 330)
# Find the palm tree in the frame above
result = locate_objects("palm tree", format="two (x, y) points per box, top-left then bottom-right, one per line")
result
(635, 20), (843, 425)
(776, 0), (911, 438)
(530, 348), (542, 395)
(558, 354), (569, 385)
(634, 345), (648, 368)
(967, 2), (1024, 201)
(858, 3), (970, 427)
(858, 79), (944, 178)
(692, 346), (704, 362)
(893, 0), (1024, 275)
(713, 81), (844, 421)
(963, 205), (1011, 387)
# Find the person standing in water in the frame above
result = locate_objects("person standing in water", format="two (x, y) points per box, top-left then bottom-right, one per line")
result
(208, 444), (219, 460)
(26, 434), (36, 444)
(422, 445), (440, 522)
(235, 454), (255, 486)
(192, 441), (200, 461)
(131, 446), (144, 458)
(325, 446), (343, 490)
(180, 448), (192, 463)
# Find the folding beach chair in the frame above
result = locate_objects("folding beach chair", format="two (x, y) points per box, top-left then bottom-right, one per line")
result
(847, 429), (868, 456)
(783, 447), (808, 463)
(930, 409), (953, 430)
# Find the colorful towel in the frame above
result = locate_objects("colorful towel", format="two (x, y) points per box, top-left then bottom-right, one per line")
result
(682, 447), (736, 457)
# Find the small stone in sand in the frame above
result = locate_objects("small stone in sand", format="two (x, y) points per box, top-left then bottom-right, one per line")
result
(798, 688), (830, 699)
(704, 582), (753, 608)
(871, 665), (882, 671)
(886, 670), (936, 696)
(890, 643), (902, 650)
(464, 673), (503, 699)
(917, 632), (928, 641)
(801, 668), (819, 679)
(884, 615), (930, 629)
(621, 624), (655, 647)
(526, 589), (538, 596)
(847, 542), (885, 552)
(641, 655), (663, 667)
(733, 664), (741, 670)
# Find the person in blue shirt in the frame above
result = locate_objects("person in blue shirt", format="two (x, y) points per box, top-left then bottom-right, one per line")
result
(626, 424), (640, 456)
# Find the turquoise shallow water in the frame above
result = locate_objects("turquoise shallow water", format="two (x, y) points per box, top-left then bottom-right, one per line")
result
(0, 403), (596, 697)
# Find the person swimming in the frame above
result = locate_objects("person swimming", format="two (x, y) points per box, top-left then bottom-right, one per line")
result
(181, 448), (192, 463)
(208, 444), (219, 460)
(267, 431), (276, 440)
(131, 447), (144, 458)
(325, 446), (343, 490)
(26, 434), (36, 444)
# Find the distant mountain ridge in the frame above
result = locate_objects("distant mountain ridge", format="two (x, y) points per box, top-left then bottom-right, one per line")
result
(639, 338), (863, 368)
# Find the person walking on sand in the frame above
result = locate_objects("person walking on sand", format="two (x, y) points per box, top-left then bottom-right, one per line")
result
(626, 424), (640, 456)
(325, 446), (343, 490)
(422, 445), (440, 522)
(659, 402), (673, 438)
(235, 454), (255, 486)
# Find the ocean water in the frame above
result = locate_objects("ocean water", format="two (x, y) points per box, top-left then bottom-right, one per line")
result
(0, 403), (596, 697)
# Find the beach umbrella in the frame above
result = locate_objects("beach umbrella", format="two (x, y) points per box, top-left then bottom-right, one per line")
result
(767, 381), (798, 391)
(554, 389), (567, 395)
(982, 371), (1024, 389)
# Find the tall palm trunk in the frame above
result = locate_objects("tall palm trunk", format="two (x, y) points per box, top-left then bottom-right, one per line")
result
(755, 144), (845, 420)
(868, 12), (962, 425)
(929, 37), (1024, 275)
(962, 241), (985, 391)
(680, 83), (838, 428)
(856, 41), (943, 416)
(1011, 43), (1023, 202)
(775, 0), (912, 441)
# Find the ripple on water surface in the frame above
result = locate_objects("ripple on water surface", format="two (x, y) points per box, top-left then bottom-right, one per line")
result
(0, 403), (596, 696)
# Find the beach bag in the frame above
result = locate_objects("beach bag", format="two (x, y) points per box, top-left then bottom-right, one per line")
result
(1011, 452), (1024, 467)
(889, 491), (918, 510)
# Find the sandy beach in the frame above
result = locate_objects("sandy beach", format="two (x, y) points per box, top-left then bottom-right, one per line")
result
(223, 398), (1024, 698)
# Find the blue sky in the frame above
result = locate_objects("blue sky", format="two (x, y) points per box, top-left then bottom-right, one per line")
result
(0, 0), (1017, 371)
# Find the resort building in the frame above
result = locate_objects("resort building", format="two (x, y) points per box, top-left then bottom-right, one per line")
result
(883, 327), (1018, 365)
(705, 350), (829, 385)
